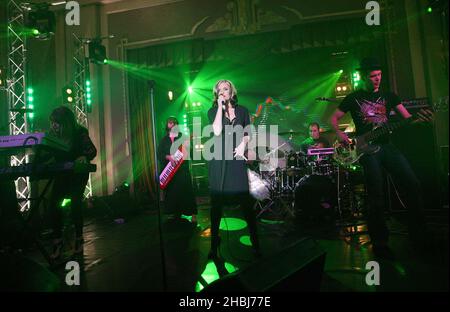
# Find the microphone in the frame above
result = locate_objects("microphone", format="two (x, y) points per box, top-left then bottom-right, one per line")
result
(219, 99), (226, 110)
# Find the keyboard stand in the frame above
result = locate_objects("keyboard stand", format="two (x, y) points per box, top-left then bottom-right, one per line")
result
(18, 178), (55, 266)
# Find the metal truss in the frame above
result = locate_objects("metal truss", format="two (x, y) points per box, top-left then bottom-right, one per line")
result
(73, 34), (92, 198)
(7, 0), (30, 211)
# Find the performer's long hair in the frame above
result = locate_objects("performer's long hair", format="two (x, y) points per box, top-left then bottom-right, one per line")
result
(212, 79), (238, 108)
(49, 106), (78, 141)
(165, 116), (179, 134)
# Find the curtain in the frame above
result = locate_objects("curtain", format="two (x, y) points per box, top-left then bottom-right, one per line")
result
(128, 77), (157, 202)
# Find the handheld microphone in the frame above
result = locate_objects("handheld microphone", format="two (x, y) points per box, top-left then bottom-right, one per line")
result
(219, 99), (226, 110)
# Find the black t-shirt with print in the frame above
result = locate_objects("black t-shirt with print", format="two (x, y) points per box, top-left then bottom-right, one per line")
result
(338, 90), (401, 136)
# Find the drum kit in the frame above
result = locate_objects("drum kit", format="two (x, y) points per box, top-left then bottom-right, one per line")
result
(248, 130), (365, 225)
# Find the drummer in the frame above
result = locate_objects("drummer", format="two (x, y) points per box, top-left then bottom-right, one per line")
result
(295, 122), (335, 228)
(299, 122), (330, 153)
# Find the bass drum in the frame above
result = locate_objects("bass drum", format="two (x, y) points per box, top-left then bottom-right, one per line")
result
(248, 169), (271, 201)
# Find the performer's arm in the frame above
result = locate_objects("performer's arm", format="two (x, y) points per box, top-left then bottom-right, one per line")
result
(77, 128), (97, 163)
(212, 106), (223, 136)
(395, 103), (412, 119)
(330, 109), (350, 144)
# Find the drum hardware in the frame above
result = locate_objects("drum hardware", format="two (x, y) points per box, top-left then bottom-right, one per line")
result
(250, 143), (366, 230)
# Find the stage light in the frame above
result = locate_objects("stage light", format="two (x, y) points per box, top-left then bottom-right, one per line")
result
(427, 6), (432, 12)
(188, 86), (193, 94)
(352, 71), (361, 89)
(115, 181), (130, 193)
(60, 198), (71, 208)
(168, 91), (173, 101)
(88, 40), (107, 65)
(335, 82), (351, 97)
(339, 69), (344, 74)
(27, 87), (34, 119)
(62, 85), (74, 104)
(86, 80), (92, 112)
(25, 4), (55, 40)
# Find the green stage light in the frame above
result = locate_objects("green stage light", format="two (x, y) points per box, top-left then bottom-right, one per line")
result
(89, 41), (107, 65)
(60, 198), (71, 208)
(188, 86), (193, 94)
(27, 88), (34, 94)
(85, 80), (92, 112)
(427, 7), (432, 13)
(339, 69), (344, 74)
(31, 28), (39, 35)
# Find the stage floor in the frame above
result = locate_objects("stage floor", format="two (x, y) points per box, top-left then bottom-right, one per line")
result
(4, 200), (449, 292)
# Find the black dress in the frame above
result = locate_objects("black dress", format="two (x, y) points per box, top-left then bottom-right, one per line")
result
(50, 126), (97, 238)
(207, 105), (251, 197)
(157, 133), (197, 216)
(206, 105), (259, 256)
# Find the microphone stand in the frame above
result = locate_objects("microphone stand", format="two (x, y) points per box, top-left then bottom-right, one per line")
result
(148, 80), (167, 291)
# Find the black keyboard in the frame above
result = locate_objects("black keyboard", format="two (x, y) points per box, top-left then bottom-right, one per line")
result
(0, 162), (97, 180)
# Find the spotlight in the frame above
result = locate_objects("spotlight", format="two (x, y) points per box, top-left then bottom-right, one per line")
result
(168, 91), (173, 101)
(62, 85), (74, 104)
(88, 40), (107, 65)
(335, 83), (351, 97)
(188, 86), (193, 94)
(115, 181), (130, 193)
(25, 4), (55, 40)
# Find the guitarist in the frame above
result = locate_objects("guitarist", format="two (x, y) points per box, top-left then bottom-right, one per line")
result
(330, 57), (428, 259)
(157, 117), (197, 224)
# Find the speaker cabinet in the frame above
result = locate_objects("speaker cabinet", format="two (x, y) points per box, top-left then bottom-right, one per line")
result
(201, 237), (326, 292)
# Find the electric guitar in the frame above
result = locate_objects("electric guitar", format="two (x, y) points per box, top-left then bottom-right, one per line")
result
(334, 108), (434, 166)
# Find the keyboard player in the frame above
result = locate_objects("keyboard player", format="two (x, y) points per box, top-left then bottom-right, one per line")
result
(47, 106), (97, 260)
